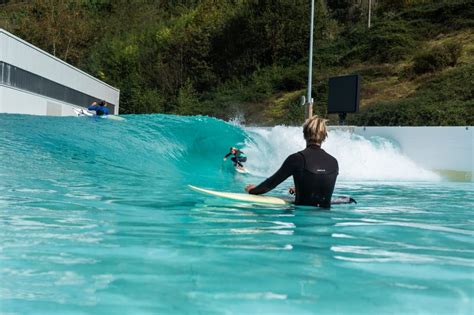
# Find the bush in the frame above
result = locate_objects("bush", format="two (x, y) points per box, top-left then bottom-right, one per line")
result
(444, 42), (463, 66)
(413, 42), (463, 74)
(175, 80), (199, 115)
(402, 0), (474, 36)
(367, 21), (416, 62)
(348, 65), (474, 126)
(272, 65), (306, 91)
(284, 97), (306, 125)
(413, 49), (448, 74)
(343, 20), (415, 63)
(349, 99), (473, 126)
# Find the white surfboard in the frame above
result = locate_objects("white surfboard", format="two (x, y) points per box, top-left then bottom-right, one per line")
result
(74, 107), (94, 117)
(189, 185), (357, 206)
(188, 185), (289, 205)
(106, 115), (126, 121)
(73, 107), (125, 121)
(235, 167), (248, 174)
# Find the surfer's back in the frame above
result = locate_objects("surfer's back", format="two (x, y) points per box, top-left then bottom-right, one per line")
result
(293, 145), (338, 208)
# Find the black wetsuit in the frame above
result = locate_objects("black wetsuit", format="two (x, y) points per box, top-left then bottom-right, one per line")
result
(249, 144), (338, 208)
(224, 150), (247, 167)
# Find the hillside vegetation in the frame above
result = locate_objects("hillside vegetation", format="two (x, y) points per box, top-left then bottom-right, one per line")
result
(0, 0), (472, 125)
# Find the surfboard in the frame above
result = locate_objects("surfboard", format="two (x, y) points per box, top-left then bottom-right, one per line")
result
(235, 167), (248, 174)
(188, 185), (289, 205)
(73, 107), (125, 121)
(107, 115), (126, 121)
(189, 185), (357, 206)
(74, 107), (94, 117)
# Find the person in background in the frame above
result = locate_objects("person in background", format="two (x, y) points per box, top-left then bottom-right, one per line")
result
(88, 100), (109, 116)
(245, 116), (339, 208)
(224, 147), (247, 170)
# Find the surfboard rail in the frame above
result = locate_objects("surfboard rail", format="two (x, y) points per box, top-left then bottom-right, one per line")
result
(188, 185), (288, 205)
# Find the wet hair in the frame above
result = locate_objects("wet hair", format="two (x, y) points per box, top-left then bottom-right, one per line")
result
(303, 116), (328, 144)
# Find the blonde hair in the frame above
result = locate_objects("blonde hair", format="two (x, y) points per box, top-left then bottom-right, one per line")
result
(303, 116), (328, 144)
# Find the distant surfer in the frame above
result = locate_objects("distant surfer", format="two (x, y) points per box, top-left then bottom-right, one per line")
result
(88, 100), (109, 117)
(224, 147), (247, 171)
(245, 116), (354, 208)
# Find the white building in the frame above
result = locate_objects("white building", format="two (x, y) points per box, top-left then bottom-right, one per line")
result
(0, 29), (119, 116)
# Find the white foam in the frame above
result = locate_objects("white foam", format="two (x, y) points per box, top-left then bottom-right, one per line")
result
(243, 126), (440, 182)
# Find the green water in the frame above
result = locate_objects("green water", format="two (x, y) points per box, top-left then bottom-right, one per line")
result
(0, 114), (472, 314)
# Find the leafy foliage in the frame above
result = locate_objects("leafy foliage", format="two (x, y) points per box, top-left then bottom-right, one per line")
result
(413, 42), (463, 74)
(0, 0), (472, 125)
(349, 65), (474, 126)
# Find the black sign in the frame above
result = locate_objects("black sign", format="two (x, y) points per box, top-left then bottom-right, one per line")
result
(327, 74), (360, 113)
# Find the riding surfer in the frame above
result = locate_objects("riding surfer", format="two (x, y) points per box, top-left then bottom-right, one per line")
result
(245, 115), (355, 208)
(88, 100), (110, 117)
(224, 147), (247, 170)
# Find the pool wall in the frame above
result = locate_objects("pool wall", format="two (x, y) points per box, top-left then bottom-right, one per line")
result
(335, 126), (473, 181)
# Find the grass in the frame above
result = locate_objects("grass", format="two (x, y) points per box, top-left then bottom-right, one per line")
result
(204, 15), (474, 126)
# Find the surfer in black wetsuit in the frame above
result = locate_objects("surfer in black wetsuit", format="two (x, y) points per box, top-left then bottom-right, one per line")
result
(245, 116), (354, 208)
(224, 147), (247, 169)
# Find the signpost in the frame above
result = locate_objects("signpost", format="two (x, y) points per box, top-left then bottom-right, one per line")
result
(305, 0), (315, 120)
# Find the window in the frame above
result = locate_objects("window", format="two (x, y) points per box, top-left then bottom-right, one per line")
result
(0, 61), (115, 113)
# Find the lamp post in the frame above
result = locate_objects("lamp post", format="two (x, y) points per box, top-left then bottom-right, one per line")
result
(305, 0), (315, 120)
(368, 0), (372, 29)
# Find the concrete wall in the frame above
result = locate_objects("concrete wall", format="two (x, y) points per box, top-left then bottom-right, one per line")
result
(0, 85), (79, 116)
(0, 29), (120, 115)
(345, 126), (473, 181)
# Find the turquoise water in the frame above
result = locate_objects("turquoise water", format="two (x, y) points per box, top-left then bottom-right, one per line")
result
(0, 114), (473, 315)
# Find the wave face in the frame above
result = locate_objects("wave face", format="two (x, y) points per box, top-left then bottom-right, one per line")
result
(0, 114), (439, 190)
(0, 114), (246, 190)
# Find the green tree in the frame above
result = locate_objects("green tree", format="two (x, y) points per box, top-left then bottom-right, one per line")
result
(1, 0), (97, 66)
(176, 80), (199, 115)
